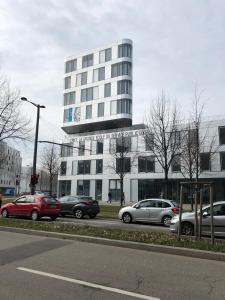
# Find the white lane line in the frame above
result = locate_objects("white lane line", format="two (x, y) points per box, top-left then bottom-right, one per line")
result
(17, 267), (160, 300)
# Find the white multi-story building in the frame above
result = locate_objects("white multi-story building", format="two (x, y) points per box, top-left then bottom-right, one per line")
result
(59, 40), (225, 204)
(0, 141), (22, 196)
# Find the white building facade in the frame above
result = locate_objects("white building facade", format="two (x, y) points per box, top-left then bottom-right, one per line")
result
(59, 40), (225, 204)
(0, 141), (22, 196)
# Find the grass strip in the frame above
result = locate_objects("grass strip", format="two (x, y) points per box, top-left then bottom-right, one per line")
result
(0, 218), (225, 253)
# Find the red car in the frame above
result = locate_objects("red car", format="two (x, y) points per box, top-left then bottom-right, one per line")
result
(0, 194), (61, 221)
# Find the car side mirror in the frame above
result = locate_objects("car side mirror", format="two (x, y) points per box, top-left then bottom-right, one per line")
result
(203, 211), (209, 218)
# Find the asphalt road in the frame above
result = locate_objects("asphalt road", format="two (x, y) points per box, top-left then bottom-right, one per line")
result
(57, 216), (169, 233)
(0, 231), (225, 300)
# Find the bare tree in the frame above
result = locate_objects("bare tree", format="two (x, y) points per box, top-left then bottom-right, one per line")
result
(144, 92), (181, 199)
(40, 144), (60, 195)
(181, 89), (217, 207)
(108, 131), (137, 206)
(0, 75), (31, 143)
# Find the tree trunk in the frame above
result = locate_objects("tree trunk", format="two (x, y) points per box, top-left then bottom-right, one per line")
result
(120, 175), (124, 207)
(165, 171), (169, 199)
(49, 175), (53, 196)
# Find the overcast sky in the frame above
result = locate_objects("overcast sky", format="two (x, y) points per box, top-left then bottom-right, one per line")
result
(0, 0), (225, 166)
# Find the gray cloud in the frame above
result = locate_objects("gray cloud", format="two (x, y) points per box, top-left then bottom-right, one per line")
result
(0, 0), (225, 165)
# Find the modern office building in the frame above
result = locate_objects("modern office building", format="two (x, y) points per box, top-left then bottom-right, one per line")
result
(0, 141), (22, 195)
(59, 39), (225, 203)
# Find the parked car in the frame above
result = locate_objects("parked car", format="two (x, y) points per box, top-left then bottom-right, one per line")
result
(58, 195), (100, 219)
(118, 198), (179, 226)
(0, 194), (60, 221)
(170, 201), (225, 237)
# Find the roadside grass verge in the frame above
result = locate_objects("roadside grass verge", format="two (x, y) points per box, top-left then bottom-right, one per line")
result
(98, 205), (121, 218)
(0, 217), (225, 253)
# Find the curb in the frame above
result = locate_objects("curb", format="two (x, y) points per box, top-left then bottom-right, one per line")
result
(0, 226), (225, 262)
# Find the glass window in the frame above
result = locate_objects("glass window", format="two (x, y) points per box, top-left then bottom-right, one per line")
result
(78, 141), (85, 156)
(93, 67), (105, 82)
(76, 72), (87, 86)
(220, 152), (225, 171)
(59, 180), (71, 197)
(78, 160), (91, 174)
(64, 76), (71, 89)
(200, 153), (211, 171)
(82, 54), (93, 68)
(172, 156), (181, 172)
(61, 143), (73, 157)
(219, 127), (225, 145)
(96, 141), (103, 154)
(116, 157), (131, 173)
(117, 99), (132, 114)
(93, 86), (99, 99)
(145, 134), (154, 151)
(81, 89), (87, 102)
(99, 50), (105, 64)
(109, 179), (121, 201)
(110, 100), (117, 115)
(104, 83), (111, 97)
(118, 44), (132, 58)
(77, 180), (90, 196)
(64, 92), (75, 106)
(117, 80), (132, 95)
(65, 59), (77, 73)
(60, 161), (67, 175)
(93, 69), (98, 82)
(116, 136), (131, 153)
(96, 159), (103, 173)
(98, 103), (104, 117)
(95, 180), (102, 201)
(63, 108), (73, 122)
(138, 157), (155, 173)
(99, 48), (112, 63)
(81, 87), (98, 102)
(86, 105), (92, 119)
(111, 62), (132, 78)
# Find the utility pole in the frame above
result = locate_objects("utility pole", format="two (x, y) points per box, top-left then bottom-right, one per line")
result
(21, 97), (45, 195)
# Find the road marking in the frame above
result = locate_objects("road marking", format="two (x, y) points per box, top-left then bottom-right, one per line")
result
(18, 267), (160, 300)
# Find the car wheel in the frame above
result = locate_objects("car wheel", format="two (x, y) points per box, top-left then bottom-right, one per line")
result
(162, 215), (172, 227)
(89, 214), (97, 219)
(182, 222), (194, 235)
(74, 209), (83, 219)
(31, 210), (39, 221)
(60, 213), (66, 217)
(50, 216), (57, 221)
(2, 209), (8, 218)
(122, 212), (132, 223)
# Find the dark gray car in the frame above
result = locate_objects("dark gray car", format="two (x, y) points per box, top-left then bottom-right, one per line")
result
(118, 199), (179, 226)
(58, 195), (100, 219)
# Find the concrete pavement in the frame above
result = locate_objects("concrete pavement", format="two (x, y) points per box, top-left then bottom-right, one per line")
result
(0, 231), (225, 299)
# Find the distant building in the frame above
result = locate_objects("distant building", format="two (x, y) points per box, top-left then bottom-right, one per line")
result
(58, 40), (225, 204)
(0, 141), (22, 196)
(20, 166), (58, 194)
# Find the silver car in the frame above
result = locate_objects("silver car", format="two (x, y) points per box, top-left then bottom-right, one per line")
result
(118, 199), (179, 226)
(170, 201), (225, 237)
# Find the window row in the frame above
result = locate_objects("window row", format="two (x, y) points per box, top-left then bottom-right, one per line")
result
(65, 44), (132, 73)
(60, 159), (103, 175)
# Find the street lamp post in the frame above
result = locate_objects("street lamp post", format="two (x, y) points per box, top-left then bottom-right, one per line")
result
(21, 97), (45, 195)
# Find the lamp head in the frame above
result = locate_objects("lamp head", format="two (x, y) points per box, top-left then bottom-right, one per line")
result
(21, 97), (28, 101)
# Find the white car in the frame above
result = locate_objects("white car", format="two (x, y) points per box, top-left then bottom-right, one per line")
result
(118, 198), (179, 226)
(170, 201), (225, 237)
